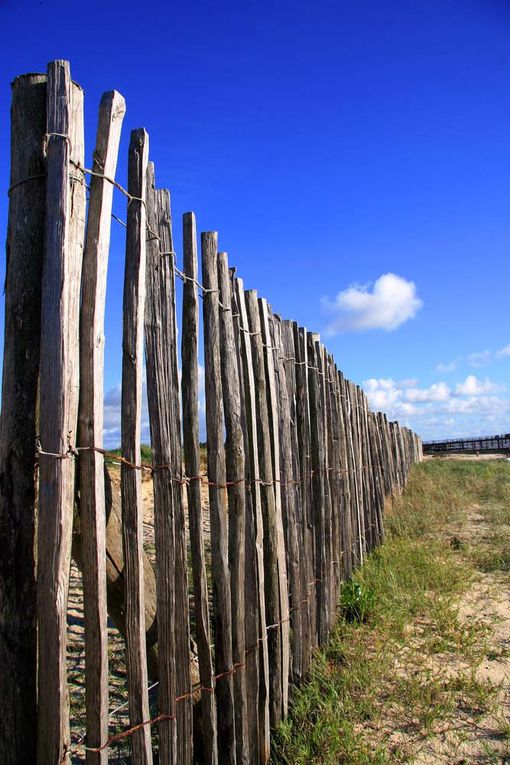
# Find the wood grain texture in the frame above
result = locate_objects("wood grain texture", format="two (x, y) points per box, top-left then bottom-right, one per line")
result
(294, 324), (315, 661)
(337, 371), (353, 578)
(37, 61), (85, 765)
(201, 232), (236, 765)
(121, 127), (153, 765)
(78, 89), (125, 764)
(182, 212), (217, 765)
(259, 300), (290, 717)
(245, 290), (282, 728)
(218, 251), (250, 764)
(144, 165), (178, 765)
(279, 320), (303, 686)
(153, 179), (193, 765)
(0, 71), (46, 765)
(233, 278), (270, 763)
(165, 209), (193, 765)
(306, 334), (327, 645)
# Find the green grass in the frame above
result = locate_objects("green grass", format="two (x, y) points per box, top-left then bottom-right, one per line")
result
(271, 458), (510, 765)
(107, 443), (153, 464)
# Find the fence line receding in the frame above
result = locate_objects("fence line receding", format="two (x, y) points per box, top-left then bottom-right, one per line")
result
(0, 60), (422, 765)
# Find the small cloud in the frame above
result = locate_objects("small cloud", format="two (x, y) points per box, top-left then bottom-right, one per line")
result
(322, 273), (422, 335)
(455, 375), (502, 396)
(405, 382), (450, 402)
(467, 351), (492, 368)
(434, 360), (459, 374)
(497, 344), (510, 358)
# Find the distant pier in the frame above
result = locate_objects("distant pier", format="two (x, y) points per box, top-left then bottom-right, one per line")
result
(423, 434), (510, 455)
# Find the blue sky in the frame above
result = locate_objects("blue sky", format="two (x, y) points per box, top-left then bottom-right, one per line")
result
(1, 0), (509, 444)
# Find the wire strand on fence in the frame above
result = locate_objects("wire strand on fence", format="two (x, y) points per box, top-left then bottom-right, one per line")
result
(79, 554), (342, 755)
(36, 442), (385, 485)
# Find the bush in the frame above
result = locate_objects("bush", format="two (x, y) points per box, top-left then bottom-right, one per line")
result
(340, 580), (375, 623)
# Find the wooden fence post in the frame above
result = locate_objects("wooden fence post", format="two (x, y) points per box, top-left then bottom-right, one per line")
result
(37, 60), (86, 765)
(294, 324), (316, 661)
(245, 290), (283, 728)
(201, 232), (236, 765)
(277, 319), (303, 687)
(259, 299), (290, 718)
(144, 165), (178, 765)
(218, 251), (250, 764)
(233, 279), (270, 764)
(0, 71), (46, 765)
(121, 127), (153, 765)
(182, 212), (217, 765)
(78, 89), (125, 764)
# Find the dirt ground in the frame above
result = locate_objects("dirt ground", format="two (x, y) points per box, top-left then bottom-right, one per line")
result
(408, 506), (510, 765)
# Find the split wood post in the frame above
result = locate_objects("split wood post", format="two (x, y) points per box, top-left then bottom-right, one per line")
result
(294, 324), (315, 660)
(217, 251), (250, 764)
(357, 387), (373, 552)
(144, 165), (178, 765)
(166, 213), (193, 765)
(325, 355), (341, 617)
(182, 213), (217, 765)
(336, 371), (353, 579)
(121, 127), (153, 765)
(367, 412), (385, 546)
(278, 319), (303, 686)
(341, 376), (359, 568)
(347, 380), (364, 565)
(201, 232), (236, 765)
(152, 179), (193, 765)
(37, 60), (85, 765)
(317, 342), (333, 633)
(245, 290), (283, 727)
(233, 278), (270, 763)
(378, 413), (392, 498)
(0, 71), (46, 765)
(259, 299), (290, 718)
(78, 89), (125, 764)
(307, 333), (328, 645)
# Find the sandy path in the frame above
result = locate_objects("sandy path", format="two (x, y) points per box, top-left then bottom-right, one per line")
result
(385, 505), (510, 765)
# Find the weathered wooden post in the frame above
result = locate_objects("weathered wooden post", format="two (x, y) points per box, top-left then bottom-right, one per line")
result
(0, 70), (46, 765)
(37, 59), (86, 765)
(121, 127), (153, 765)
(201, 232), (236, 765)
(182, 212), (217, 765)
(78, 89), (125, 764)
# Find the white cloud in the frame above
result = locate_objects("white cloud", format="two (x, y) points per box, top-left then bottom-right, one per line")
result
(454, 375), (503, 397)
(405, 382), (450, 402)
(363, 374), (510, 441)
(435, 360), (459, 374)
(497, 344), (510, 358)
(467, 351), (492, 368)
(322, 273), (422, 334)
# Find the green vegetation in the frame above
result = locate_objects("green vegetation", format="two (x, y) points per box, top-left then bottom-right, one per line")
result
(272, 458), (510, 765)
(107, 444), (153, 464)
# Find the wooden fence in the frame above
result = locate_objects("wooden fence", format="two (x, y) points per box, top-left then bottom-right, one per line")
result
(0, 60), (422, 765)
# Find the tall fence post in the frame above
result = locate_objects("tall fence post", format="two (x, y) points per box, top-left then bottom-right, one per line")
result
(144, 165), (178, 765)
(121, 127), (153, 765)
(182, 212), (217, 765)
(37, 59), (86, 765)
(0, 71), (46, 765)
(218, 251), (250, 764)
(78, 89), (125, 764)
(202, 231), (236, 765)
